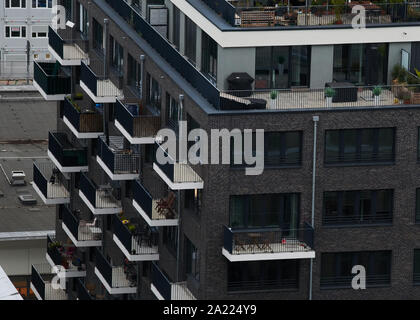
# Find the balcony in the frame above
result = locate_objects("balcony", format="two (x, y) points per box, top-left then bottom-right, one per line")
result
(80, 61), (124, 103)
(30, 265), (68, 300)
(112, 215), (159, 261)
(222, 223), (315, 262)
(94, 248), (137, 295)
(61, 205), (102, 247)
(32, 161), (70, 205)
(63, 97), (104, 139)
(114, 100), (161, 144)
(132, 180), (178, 227)
(200, 0), (420, 28)
(153, 144), (203, 190)
(48, 132), (88, 173)
(220, 83), (420, 111)
(48, 26), (89, 66)
(33, 61), (71, 101)
(79, 173), (122, 215)
(75, 278), (94, 300)
(46, 235), (87, 278)
(97, 136), (141, 180)
(151, 263), (196, 300)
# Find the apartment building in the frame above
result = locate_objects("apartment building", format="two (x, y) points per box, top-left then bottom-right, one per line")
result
(29, 0), (420, 300)
(0, 0), (53, 79)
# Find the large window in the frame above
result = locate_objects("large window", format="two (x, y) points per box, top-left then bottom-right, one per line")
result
(414, 250), (420, 284)
(79, 3), (89, 39)
(185, 237), (199, 282)
(166, 93), (179, 132)
(228, 260), (299, 292)
(147, 73), (161, 112)
(5, 0), (26, 8)
(229, 193), (299, 230)
(415, 189), (420, 223)
(92, 18), (103, 52)
(323, 189), (393, 226)
(325, 128), (395, 164)
(32, 0), (52, 8)
(172, 5), (180, 49)
(5, 26), (26, 38)
(184, 16), (196, 65)
(110, 36), (124, 74)
(127, 54), (142, 97)
(321, 251), (391, 288)
(255, 46), (310, 89)
(162, 226), (177, 256)
(201, 31), (217, 84)
(333, 43), (388, 85)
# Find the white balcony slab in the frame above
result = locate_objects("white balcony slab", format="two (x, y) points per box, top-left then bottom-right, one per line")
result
(62, 222), (102, 248)
(46, 252), (87, 278)
(79, 190), (122, 215)
(132, 199), (178, 227)
(153, 163), (203, 190)
(96, 156), (139, 181)
(63, 116), (103, 139)
(114, 119), (156, 144)
(31, 181), (70, 205)
(94, 267), (137, 295)
(48, 44), (89, 66)
(80, 80), (123, 104)
(48, 150), (88, 173)
(113, 234), (159, 262)
(33, 80), (67, 101)
(222, 248), (315, 262)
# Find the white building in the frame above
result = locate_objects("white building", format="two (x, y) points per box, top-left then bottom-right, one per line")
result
(0, 0), (54, 80)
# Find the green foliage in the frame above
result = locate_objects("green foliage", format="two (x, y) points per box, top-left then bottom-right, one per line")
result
(270, 90), (278, 100)
(325, 87), (336, 98)
(372, 86), (382, 96)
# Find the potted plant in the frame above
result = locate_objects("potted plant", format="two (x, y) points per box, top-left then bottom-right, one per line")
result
(372, 86), (382, 106)
(325, 87), (335, 107)
(269, 90), (278, 108)
(402, 91), (412, 104)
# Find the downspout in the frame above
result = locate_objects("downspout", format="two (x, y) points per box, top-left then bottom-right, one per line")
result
(103, 18), (110, 145)
(139, 54), (145, 100)
(309, 115), (319, 301)
(176, 94), (184, 283)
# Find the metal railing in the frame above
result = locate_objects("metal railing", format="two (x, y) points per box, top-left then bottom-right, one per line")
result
(48, 26), (88, 60)
(76, 278), (93, 300)
(80, 173), (121, 209)
(62, 204), (102, 242)
(80, 60), (122, 98)
(220, 84), (420, 111)
(31, 265), (46, 300)
(223, 222), (314, 255)
(322, 213), (393, 225)
(48, 132), (88, 167)
(228, 279), (299, 292)
(104, 0), (220, 109)
(64, 97), (103, 133)
(98, 136), (141, 174)
(114, 100), (161, 138)
(34, 61), (71, 95)
(80, 61), (98, 96)
(151, 262), (171, 300)
(47, 234), (63, 267)
(33, 162), (70, 200)
(203, 1), (420, 27)
(320, 274), (390, 288)
(113, 215), (158, 255)
(325, 151), (395, 164)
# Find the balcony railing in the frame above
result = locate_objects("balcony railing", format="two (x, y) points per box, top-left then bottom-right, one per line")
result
(79, 173), (122, 214)
(223, 222), (315, 261)
(228, 278), (299, 292)
(113, 215), (159, 260)
(61, 204), (102, 246)
(48, 26), (89, 63)
(76, 278), (93, 300)
(151, 263), (196, 300)
(132, 180), (178, 226)
(33, 61), (71, 98)
(32, 161), (70, 204)
(154, 143), (203, 189)
(48, 132), (88, 171)
(80, 61), (123, 102)
(322, 213), (393, 226)
(63, 97), (103, 137)
(103, 0), (220, 109)
(220, 84), (420, 111)
(320, 274), (390, 288)
(31, 265), (68, 300)
(200, 1), (420, 27)
(97, 136), (140, 179)
(114, 100), (161, 143)
(95, 248), (137, 293)
(46, 235), (87, 277)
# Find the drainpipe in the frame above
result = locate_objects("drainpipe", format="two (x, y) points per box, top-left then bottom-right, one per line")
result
(139, 54), (145, 100)
(103, 19), (110, 145)
(176, 94), (184, 283)
(309, 115), (319, 300)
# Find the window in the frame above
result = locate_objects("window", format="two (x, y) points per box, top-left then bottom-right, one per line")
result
(147, 73), (161, 112)
(415, 189), (420, 223)
(229, 193), (299, 230)
(31, 25), (48, 38)
(325, 128), (395, 164)
(323, 189), (393, 226)
(172, 5), (180, 49)
(185, 237), (199, 281)
(255, 46), (310, 89)
(5, 0), (26, 8)
(92, 18), (103, 52)
(321, 251), (391, 288)
(5, 26), (26, 38)
(414, 250), (420, 284)
(32, 0), (52, 8)
(79, 4), (89, 39)
(162, 226), (177, 256)
(127, 54), (142, 97)
(110, 36), (124, 74)
(185, 189), (201, 216)
(184, 16), (196, 65)
(333, 43), (388, 85)
(166, 93), (179, 131)
(228, 260), (299, 292)
(201, 31), (217, 84)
